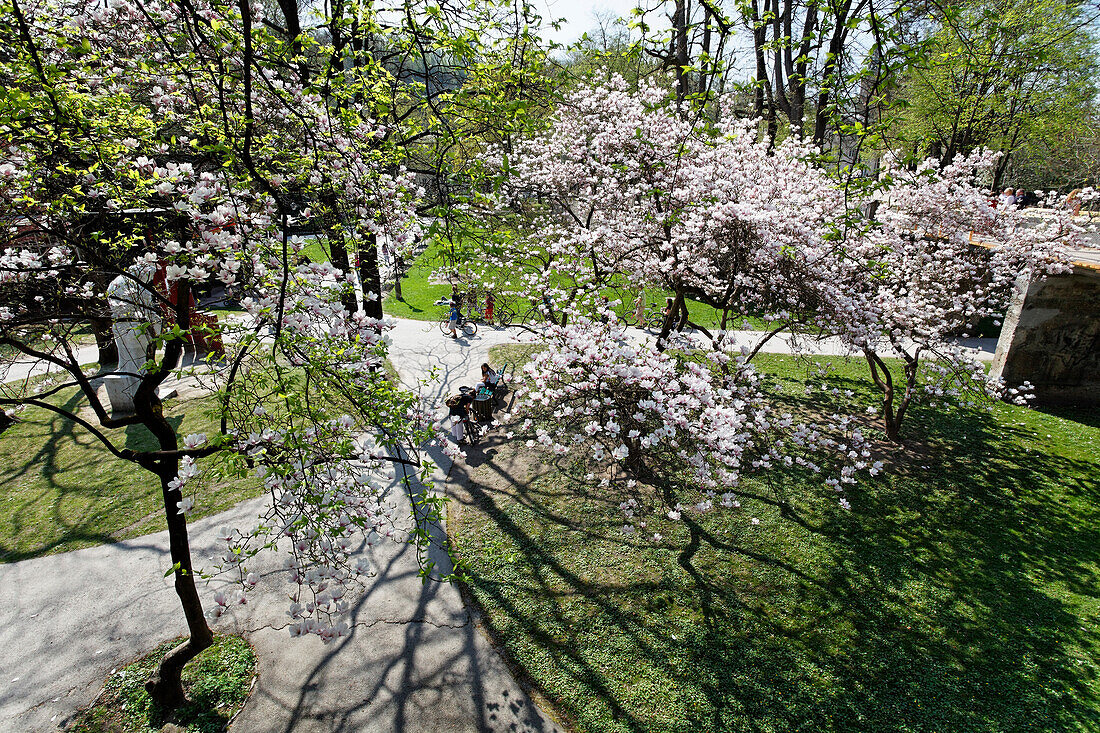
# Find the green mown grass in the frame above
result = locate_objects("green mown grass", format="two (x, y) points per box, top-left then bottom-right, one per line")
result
(68, 635), (256, 733)
(453, 348), (1100, 733)
(382, 240), (773, 330)
(0, 387), (260, 562)
(382, 237), (455, 321)
(299, 235), (330, 264)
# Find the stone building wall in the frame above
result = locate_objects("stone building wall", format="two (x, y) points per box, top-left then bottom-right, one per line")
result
(990, 264), (1100, 405)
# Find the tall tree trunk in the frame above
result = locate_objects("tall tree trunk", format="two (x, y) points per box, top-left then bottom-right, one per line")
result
(771, 0), (792, 123)
(357, 232), (383, 319)
(144, 463), (214, 710)
(275, 0), (308, 82)
(136, 285), (214, 710)
(393, 255), (404, 301)
(992, 153), (1011, 192)
(812, 0), (853, 146)
(320, 191), (359, 316)
(90, 315), (117, 365)
(751, 0), (768, 118)
(672, 0), (691, 110)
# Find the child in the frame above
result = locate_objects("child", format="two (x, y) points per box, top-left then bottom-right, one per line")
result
(448, 302), (460, 339)
(480, 363), (499, 389)
(446, 391), (474, 443)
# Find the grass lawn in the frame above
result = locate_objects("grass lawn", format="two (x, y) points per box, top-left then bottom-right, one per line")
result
(0, 387), (260, 562)
(381, 240), (773, 330)
(68, 634), (256, 733)
(451, 347), (1100, 733)
(382, 237), (454, 321)
(299, 235), (330, 264)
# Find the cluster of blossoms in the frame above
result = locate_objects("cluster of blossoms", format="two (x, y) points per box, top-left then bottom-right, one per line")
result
(831, 150), (1084, 435)
(188, 407), (437, 639)
(476, 78), (859, 334)
(517, 319), (879, 525)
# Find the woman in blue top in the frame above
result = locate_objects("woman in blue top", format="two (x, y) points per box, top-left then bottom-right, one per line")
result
(447, 303), (460, 338)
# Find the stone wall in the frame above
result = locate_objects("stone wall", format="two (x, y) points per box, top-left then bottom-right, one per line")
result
(990, 264), (1100, 405)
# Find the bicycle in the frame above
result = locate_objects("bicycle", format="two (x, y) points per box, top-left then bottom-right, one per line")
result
(514, 300), (556, 327)
(628, 305), (666, 330)
(438, 310), (478, 337)
(459, 413), (482, 445)
(643, 307), (667, 330)
(494, 303), (518, 327)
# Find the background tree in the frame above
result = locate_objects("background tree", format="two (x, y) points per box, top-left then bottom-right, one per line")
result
(894, 0), (1099, 189)
(1006, 102), (1100, 190)
(254, 0), (556, 309)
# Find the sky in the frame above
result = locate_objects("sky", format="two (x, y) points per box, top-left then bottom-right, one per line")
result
(535, 0), (651, 46)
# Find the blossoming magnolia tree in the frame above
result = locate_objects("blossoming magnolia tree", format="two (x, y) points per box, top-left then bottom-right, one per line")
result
(472, 79), (875, 340)
(465, 77), (1079, 525)
(464, 78), (888, 526)
(842, 151), (1078, 439)
(0, 0), (463, 710)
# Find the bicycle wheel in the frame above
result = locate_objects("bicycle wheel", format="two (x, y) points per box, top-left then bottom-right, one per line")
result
(462, 320), (478, 337)
(439, 317), (451, 335)
(497, 306), (515, 327)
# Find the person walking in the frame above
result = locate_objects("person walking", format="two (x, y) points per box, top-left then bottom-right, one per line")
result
(485, 292), (495, 325)
(633, 291), (646, 326)
(447, 301), (460, 339)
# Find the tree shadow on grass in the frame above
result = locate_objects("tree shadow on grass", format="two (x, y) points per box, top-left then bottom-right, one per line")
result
(1034, 403), (1100, 430)
(452, 402), (1100, 733)
(729, 405), (1100, 732)
(0, 391), (183, 562)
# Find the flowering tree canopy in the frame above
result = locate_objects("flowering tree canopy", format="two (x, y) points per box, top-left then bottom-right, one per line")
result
(840, 150), (1078, 438)
(464, 77), (1081, 527)
(0, 0), (525, 709)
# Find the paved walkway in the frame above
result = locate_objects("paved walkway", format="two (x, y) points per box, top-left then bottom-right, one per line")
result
(0, 316), (997, 731)
(2, 317), (999, 386)
(0, 320), (556, 732)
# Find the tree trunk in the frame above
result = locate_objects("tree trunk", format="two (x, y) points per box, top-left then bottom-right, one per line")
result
(134, 292), (214, 710)
(811, 0), (853, 146)
(144, 462), (214, 709)
(657, 291), (686, 350)
(357, 232), (383, 319)
(90, 315), (117, 365)
(864, 348), (905, 443)
(751, 0), (767, 118)
(393, 256), (404, 302)
(883, 411), (901, 442)
(672, 0), (690, 110)
(992, 152), (1011, 192)
(320, 191), (359, 317)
